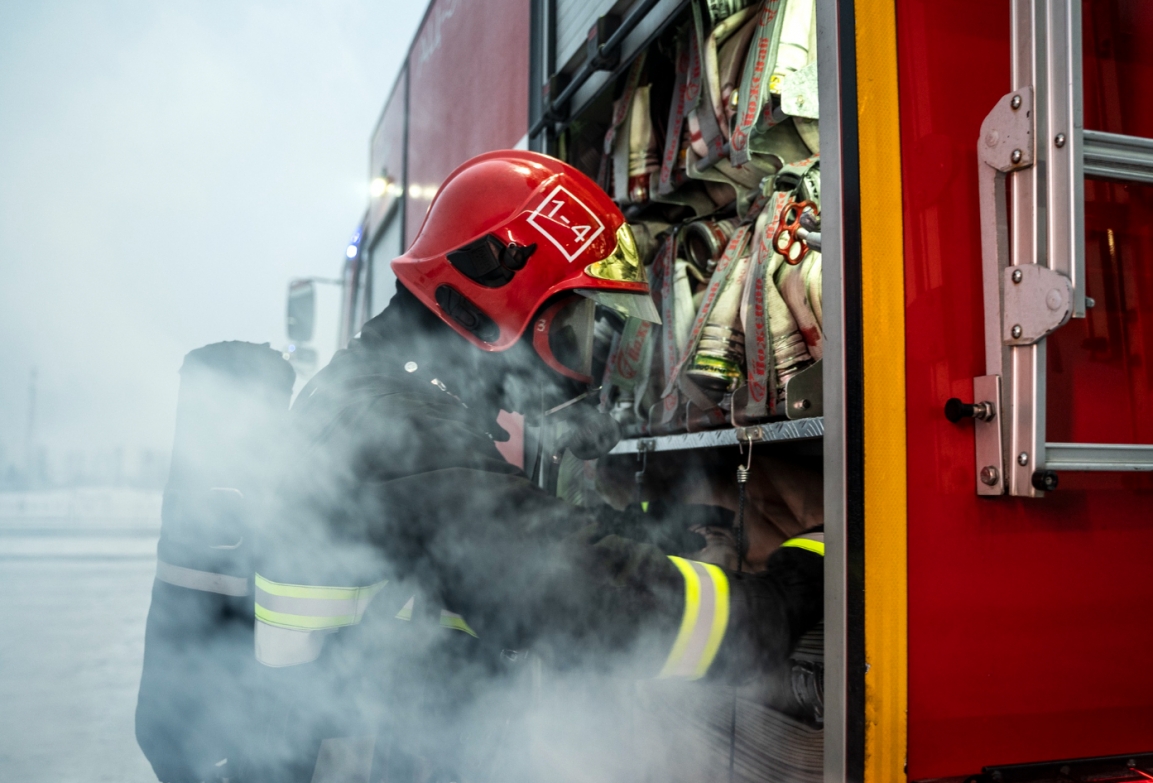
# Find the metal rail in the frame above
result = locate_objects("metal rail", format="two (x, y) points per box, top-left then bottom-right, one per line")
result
(529, 0), (665, 138)
(1083, 129), (1153, 185)
(1045, 442), (1153, 472)
(608, 417), (825, 455)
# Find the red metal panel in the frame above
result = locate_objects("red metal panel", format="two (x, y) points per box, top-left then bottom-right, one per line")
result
(1083, 0), (1153, 139)
(404, 0), (531, 248)
(1049, 178), (1153, 447)
(897, 1), (1153, 778)
(367, 72), (407, 241)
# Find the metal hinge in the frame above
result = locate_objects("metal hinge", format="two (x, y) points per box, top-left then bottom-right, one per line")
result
(1001, 264), (1071, 345)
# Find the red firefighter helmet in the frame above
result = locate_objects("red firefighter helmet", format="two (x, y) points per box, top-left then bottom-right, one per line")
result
(392, 150), (659, 382)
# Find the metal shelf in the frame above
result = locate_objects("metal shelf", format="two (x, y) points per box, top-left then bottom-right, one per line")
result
(608, 417), (824, 455)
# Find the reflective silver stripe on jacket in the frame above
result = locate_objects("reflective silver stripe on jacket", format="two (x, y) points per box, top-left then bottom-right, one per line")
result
(155, 559), (248, 597)
(658, 556), (730, 680)
(253, 574), (387, 668)
(254, 574), (385, 631)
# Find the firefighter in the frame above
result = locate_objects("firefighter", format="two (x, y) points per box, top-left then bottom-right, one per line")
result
(249, 150), (823, 782)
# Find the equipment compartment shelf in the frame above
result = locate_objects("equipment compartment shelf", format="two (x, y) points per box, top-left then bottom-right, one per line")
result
(608, 417), (825, 455)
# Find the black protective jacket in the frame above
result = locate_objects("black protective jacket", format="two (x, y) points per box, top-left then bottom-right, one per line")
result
(249, 286), (822, 782)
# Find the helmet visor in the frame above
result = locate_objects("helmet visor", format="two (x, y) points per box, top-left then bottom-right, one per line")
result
(574, 289), (661, 324)
(532, 296), (597, 383)
(579, 223), (660, 323)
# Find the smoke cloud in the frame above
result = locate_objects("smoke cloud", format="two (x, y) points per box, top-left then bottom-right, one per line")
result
(0, 0), (423, 484)
(0, 5), (825, 782)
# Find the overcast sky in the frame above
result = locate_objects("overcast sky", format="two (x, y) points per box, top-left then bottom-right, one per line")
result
(0, 1), (425, 474)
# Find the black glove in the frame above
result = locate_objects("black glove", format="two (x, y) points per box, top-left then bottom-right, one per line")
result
(553, 402), (622, 460)
(712, 535), (824, 682)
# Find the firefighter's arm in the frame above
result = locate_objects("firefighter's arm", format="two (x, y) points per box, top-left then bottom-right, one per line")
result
(595, 528), (824, 683)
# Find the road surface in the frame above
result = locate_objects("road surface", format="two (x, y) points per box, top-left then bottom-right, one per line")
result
(0, 489), (161, 782)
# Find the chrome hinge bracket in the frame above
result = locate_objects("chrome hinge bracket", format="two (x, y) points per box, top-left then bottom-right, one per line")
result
(1002, 264), (1072, 345)
(973, 375), (1005, 496)
(979, 87), (1034, 175)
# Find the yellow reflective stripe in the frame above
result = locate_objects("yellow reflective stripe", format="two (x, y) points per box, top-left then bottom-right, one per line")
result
(440, 611), (478, 638)
(253, 573), (386, 632)
(255, 605), (358, 630)
(659, 557), (701, 677)
(392, 598), (476, 636)
(255, 573), (383, 601)
(780, 538), (825, 556)
(395, 596), (414, 621)
(659, 557), (730, 680)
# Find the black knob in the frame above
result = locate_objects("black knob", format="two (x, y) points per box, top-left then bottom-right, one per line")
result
(945, 397), (996, 423)
(944, 398), (974, 423)
(1031, 470), (1059, 491)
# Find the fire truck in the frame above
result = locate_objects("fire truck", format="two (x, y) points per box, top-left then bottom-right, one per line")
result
(287, 0), (1153, 780)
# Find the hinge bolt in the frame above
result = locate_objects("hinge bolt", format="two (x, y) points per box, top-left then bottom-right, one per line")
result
(1055, 133), (1066, 148)
(1011, 324), (1023, 338)
(1011, 269), (1023, 283)
(1010, 94), (1022, 110)
(1017, 452), (1029, 466)
(1010, 149), (1023, 164)
(980, 465), (1000, 486)
(1086, 296), (1096, 309)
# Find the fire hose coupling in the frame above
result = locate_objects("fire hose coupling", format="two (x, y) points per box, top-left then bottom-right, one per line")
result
(944, 397), (996, 423)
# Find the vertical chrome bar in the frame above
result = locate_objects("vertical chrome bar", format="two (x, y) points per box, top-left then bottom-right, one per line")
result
(817, 0), (848, 776)
(1006, 0), (1045, 496)
(979, 151), (1010, 382)
(974, 375), (1005, 496)
(1009, 340), (1046, 494)
(1010, 0), (1041, 271)
(1068, 0), (1086, 320)
(1046, 0), (1085, 318)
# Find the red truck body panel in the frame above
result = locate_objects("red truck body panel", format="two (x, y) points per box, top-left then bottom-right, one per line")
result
(898, 1), (1153, 777)
(404, 0), (531, 247)
(368, 73), (407, 240)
